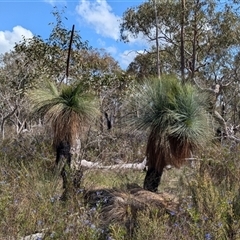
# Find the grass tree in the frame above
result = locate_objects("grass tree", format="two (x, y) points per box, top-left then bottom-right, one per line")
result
(28, 80), (99, 197)
(130, 76), (213, 192)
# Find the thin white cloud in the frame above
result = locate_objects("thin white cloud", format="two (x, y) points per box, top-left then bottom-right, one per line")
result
(0, 26), (33, 55)
(118, 50), (144, 69)
(127, 32), (150, 47)
(75, 0), (150, 69)
(106, 46), (117, 55)
(97, 38), (117, 55)
(76, 0), (121, 40)
(43, 0), (66, 6)
(96, 38), (138, 68)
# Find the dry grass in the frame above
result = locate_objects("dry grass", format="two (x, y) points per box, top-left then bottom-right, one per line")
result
(1, 131), (240, 239)
(83, 183), (180, 239)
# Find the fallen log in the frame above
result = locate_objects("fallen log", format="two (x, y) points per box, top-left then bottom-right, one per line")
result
(78, 158), (147, 170)
(77, 157), (198, 171)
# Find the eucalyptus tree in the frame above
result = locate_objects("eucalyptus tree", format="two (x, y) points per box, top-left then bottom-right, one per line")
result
(127, 51), (157, 80)
(121, 0), (240, 138)
(0, 7), (122, 137)
(130, 76), (213, 192)
(121, 0), (178, 79)
(28, 80), (99, 197)
(214, 52), (240, 135)
(120, 0), (240, 82)
(126, 47), (175, 80)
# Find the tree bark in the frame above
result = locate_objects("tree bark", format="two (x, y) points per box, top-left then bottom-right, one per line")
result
(191, 1), (198, 80)
(154, 0), (161, 79)
(1, 105), (17, 139)
(180, 0), (185, 81)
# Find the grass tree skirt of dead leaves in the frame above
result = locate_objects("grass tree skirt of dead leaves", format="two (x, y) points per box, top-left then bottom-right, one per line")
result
(83, 184), (179, 231)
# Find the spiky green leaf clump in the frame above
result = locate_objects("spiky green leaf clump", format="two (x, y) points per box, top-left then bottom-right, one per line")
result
(28, 80), (99, 147)
(130, 76), (213, 169)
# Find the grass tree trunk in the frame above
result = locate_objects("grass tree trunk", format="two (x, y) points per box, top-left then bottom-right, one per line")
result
(56, 140), (72, 189)
(143, 155), (167, 192)
(144, 168), (162, 192)
(56, 139), (83, 200)
(143, 133), (167, 192)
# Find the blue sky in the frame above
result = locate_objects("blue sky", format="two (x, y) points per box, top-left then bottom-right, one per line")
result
(0, 0), (149, 69)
